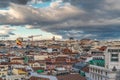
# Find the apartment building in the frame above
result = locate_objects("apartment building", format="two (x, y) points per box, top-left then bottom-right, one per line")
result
(89, 46), (120, 80)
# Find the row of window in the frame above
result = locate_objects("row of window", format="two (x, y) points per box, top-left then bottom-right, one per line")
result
(108, 49), (120, 52)
(91, 52), (103, 54)
(90, 74), (108, 80)
(90, 68), (107, 76)
(93, 57), (103, 60)
(111, 58), (119, 62)
(0, 73), (5, 76)
(111, 54), (118, 57)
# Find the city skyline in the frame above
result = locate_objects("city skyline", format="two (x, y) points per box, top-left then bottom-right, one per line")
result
(0, 0), (120, 40)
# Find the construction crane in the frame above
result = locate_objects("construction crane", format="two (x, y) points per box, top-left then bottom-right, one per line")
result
(28, 35), (42, 41)
(28, 35), (42, 45)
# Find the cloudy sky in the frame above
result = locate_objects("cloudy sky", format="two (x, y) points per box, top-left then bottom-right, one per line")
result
(0, 0), (120, 40)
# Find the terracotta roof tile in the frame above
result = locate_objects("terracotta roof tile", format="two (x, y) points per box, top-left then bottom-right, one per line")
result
(30, 76), (50, 80)
(11, 58), (24, 60)
(57, 74), (86, 80)
(81, 66), (89, 73)
(0, 62), (22, 65)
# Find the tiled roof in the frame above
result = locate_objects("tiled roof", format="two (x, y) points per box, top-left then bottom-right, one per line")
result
(0, 62), (22, 65)
(32, 67), (44, 71)
(56, 57), (67, 61)
(30, 76), (50, 80)
(81, 66), (89, 73)
(28, 60), (46, 64)
(97, 46), (107, 51)
(11, 58), (24, 60)
(57, 74), (86, 80)
(62, 48), (72, 53)
(46, 57), (78, 64)
(47, 46), (60, 49)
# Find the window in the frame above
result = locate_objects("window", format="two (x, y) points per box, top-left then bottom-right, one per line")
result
(2, 73), (4, 75)
(111, 53), (119, 62)
(111, 58), (118, 62)
(91, 68), (93, 72)
(105, 72), (107, 76)
(101, 70), (103, 74)
(92, 74), (94, 79)
(111, 54), (118, 57)
(40, 64), (45, 66)
(95, 69), (97, 73)
(98, 76), (100, 80)
(108, 49), (120, 52)
(98, 69), (100, 73)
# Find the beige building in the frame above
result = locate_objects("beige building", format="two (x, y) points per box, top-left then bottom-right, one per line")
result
(34, 55), (48, 60)
(12, 68), (27, 75)
(0, 66), (8, 77)
(28, 61), (46, 69)
(11, 58), (24, 64)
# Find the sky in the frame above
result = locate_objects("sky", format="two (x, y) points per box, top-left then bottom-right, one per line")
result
(0, 0), (120, 40)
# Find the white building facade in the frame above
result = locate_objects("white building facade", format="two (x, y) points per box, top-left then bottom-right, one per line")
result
(89, 46), (120, 80)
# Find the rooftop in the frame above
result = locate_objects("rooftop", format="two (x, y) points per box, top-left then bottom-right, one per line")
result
(30, 76), (50, 80)
(57, 73), (86, 80)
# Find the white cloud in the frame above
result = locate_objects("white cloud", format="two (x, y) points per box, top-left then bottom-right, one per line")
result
(0, 2), (85, 24)
(0, 25), (16, 36)
(25, 25), (34, 29)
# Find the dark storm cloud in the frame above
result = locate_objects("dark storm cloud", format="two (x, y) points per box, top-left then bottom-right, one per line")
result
(64, 0), (104, 10)
(0, 0), (10, 8)
(1, 0), (120, 39)
(11, 0), (28, 4)
(0, 3), (83, 25)
(0, 0), (28, 7)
